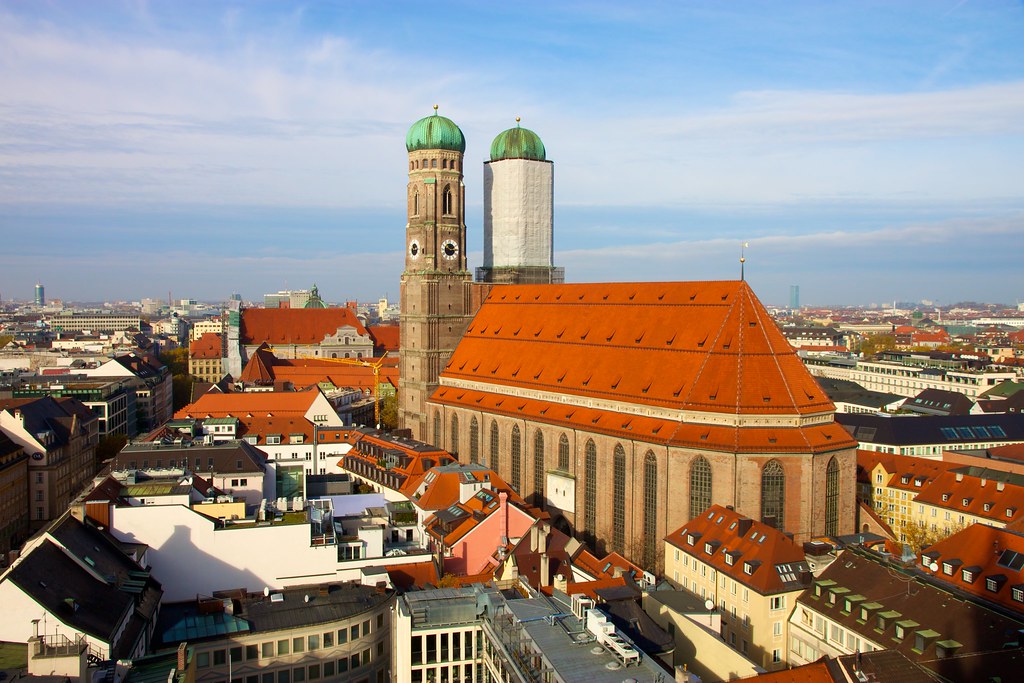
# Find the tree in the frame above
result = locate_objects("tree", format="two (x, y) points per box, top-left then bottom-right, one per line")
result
(859, 334), (896, 357)
(900, 520), (964, 553)
(378, 393), (399, 431)
(96, 434), (128, 469)
(160, 347), (194, 411)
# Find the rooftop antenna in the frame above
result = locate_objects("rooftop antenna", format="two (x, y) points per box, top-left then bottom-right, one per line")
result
(740, 242), (749, 281)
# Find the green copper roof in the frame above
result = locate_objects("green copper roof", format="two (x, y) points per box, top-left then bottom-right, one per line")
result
(406, 107), (466, 153)
(490, 120), (546, 161)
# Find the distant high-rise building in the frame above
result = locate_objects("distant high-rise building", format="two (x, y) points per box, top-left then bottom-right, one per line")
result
(789, 284), (800, 310)
(34, 283), (44, 307)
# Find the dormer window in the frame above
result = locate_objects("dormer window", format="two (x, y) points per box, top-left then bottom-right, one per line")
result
(962, 567), (979, 584)
(984, 503), (993, 512)
(942, 493), (950, 502)
(1012, 585), (1024, 603)
(724, 552), (736, 566)
(942, 562), (954, 576)
(986, 575), (1006, 593)
(687, 532), (700, 546)
(962, 497), (971, 507)
(705, 542), (715, 555)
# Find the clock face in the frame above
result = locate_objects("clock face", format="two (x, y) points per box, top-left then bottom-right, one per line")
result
(441, 239), (459, 260)
(409, 240), (420, 258)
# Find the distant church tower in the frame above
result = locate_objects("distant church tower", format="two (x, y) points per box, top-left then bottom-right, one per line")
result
(399, 107), (476, 441)
(478, 119), (562, 284)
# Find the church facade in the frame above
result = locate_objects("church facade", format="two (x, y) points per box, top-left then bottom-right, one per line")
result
(399, 111), (857, 570)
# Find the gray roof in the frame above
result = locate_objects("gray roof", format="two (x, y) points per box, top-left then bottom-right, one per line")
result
(157, 583), (394, 646)
(116, 439), (266, 475)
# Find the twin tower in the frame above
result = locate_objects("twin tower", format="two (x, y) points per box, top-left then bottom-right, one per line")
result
(398, 107), (561, 439)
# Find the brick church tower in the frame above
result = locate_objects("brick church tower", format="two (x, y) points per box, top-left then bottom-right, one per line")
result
(399, 107), (477, 440)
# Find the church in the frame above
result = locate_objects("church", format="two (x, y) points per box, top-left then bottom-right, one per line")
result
(398, 108), (856, 571)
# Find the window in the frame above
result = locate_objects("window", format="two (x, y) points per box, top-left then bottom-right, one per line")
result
(643, 451), (658, 569)
(262, 643), (273, 658)
(267, 436), (281, 445)
(337, 628), (347, 644)
(246, 645), (259, 660)
(761, 460), (786, 529)
(469, 417), (479, 464)
(533, 430), (545, 503)
(558, 433), (570, 470)
(584, 440), (598, 546)
(450, 414), (459, 457)
(689, 456), (712, 520)
(412, 189), (419, 215)
(770, 596), (785, 611)
(433, 412), (441, 448)
(214, 650), (226, 666)
(442, 185), (453, 214)
(197, 653), (209, 668)
(772, 648), (782, 663)
(308, 634), (319, 651)
(293, 637), (304, 653)
(825, 457), (840, 536)
(278, 640), (289, 656)
(510, 425), (522, 492)
(612, 445), (626, 554)
(489, 422), (499, 470)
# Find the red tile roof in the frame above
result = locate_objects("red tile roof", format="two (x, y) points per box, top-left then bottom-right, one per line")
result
(433, 387), (854, 454)
(174, 389), (321, 419)
(857, 450), (954, 493)
(914, 470), (1024, 524)
(921, 523), (1024, 616)
(240, 308), (368, 345)
(439, 281), (838, 417)
(385, 561), (439, 591)
(189, 333), (222, 360)
(747, 662), (834, 683)
(666, 504), (811, 595)
(239, 345), (399, 392)
(368, 325), (400, 353)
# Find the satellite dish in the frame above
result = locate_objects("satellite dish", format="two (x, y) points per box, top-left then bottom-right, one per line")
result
(304, 595), (310, 603)
(704, 599), (715, 611)
(930, 561), (939, 572)
(263, 587), (270, 596)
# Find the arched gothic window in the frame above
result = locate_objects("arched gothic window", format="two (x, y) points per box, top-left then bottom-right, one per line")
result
(412, 190), (419, 216)
(761, 460), (786, 530)
(469, 417), (479, 464)
(489, 422), (500, 471)
(825, 457), (840, 536)
(612, 445), (626, 554)
(584, 440), (597, 547)
(442, 185), (453, 215)
(643, 451), (658, 570)
(689, 456), (713, 521)
(510, 425), (522, 492)
(433, 412), (441, 447)
(533, 430), (545, 504)
(450, 414), (459, 458)
(558, 434), (570, 471)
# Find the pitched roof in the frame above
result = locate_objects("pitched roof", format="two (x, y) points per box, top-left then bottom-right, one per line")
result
(902, 388), (974, 416)
(920, 523), (1024, 615)
(239, 345), (399, 392)
(438, 281), (835, 417)
(189, 333), (222, 360)
(800, 548), (1024, 680)
(856, 450), (954, 493)
(837, 413), (1024, 447)
(239, 308), (368, 346)
(386, 561), (440, 591)
(914, 469), (1024, 524)
(743, 661), (834, 683)
(174, 389), (321, 419)
(666, 504), (811, 595)
(368, 324), (400, 353)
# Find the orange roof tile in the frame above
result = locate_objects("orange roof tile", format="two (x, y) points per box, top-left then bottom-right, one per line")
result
(857, 450), (954, 492)
(368, 325), (400, 352)
(240, 308), (368, 345)
(385, 561), (439, 591)
(433, 387), (855, 454)
(437, 281), (835, 417)
(666, 504), (810, 595)
(914, 470), (1024, 524)
(239, 345), (399, 391)
(747, 662), (834, 683)
(189, 332), (222, 360)
(175, 389), (320, 419)
(921, 523), (1024, 616)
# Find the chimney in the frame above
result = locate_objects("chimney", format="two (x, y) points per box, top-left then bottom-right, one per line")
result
(499, 492), (509, 546)
(998, 481), (1006, 491)
(736, 517), (753, 536)
(177, 643), (187, 671)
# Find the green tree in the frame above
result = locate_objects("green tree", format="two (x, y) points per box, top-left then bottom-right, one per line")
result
(859, 334), (896, 357)
(160, 347), (194, 411)
(378, 393), (399, 431)
(900, 520), (964, 553)
(96, 433), (128, 468)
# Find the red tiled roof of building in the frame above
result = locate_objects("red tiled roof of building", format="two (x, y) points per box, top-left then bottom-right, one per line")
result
(189, 333), (222, 360)
(563, 577), (630, 601)
(921, 523), (1024, 616)
(368, 325), (400, 353)
(666, 504), (810, 595)
(239, 308), (368, 346)
(174, 389), (321, 419)
(748, 662), (834, 683)
(386, 561), (440, 591)
(857, 450), (954, 493)
(858, 500), (897, 540)
(437, 281), (835, 417)
(914, 470), (1024, 525)
(239, 345), (399, 392)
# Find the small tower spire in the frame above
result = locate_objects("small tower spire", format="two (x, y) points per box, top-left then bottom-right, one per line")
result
(740, 242), (749, 281)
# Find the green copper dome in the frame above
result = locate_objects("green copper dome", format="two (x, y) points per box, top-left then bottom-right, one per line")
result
(406, 106), (466, 153)
(490, 120), (546, 161)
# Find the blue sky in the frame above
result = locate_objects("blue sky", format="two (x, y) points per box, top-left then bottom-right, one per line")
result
(1, 1), (1023, 307)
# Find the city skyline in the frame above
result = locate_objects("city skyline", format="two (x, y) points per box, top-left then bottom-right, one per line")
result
(1, 1), (1023, 306)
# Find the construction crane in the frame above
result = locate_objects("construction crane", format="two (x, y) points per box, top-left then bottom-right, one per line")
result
(267, 348), (391, 427)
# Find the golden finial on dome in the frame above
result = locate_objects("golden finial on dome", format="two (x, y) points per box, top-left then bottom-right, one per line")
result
(515, 116), (521, 125)
(433, 104), (439, 113)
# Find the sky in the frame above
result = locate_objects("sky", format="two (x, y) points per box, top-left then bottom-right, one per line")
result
(1, 1), (1023, 308)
